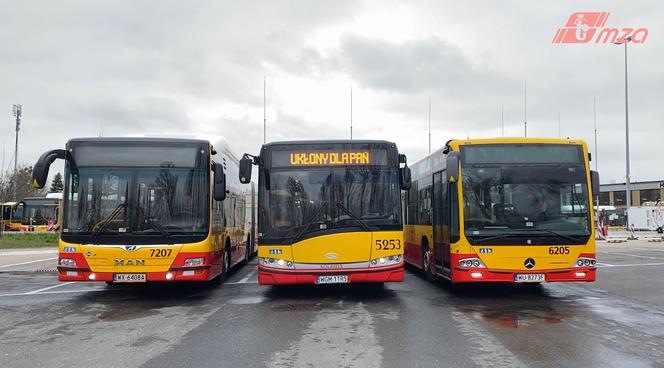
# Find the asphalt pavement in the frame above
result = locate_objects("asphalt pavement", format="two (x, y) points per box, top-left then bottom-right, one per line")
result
(1, 241), (664, 368)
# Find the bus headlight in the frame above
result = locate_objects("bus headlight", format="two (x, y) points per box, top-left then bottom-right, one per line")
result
(369, 255), (402, 267)
(259, 257), (294, 269)
(458, 257), (486, 269)
(573, 257), (596, 268)
(184, 258), (205, 267)
(59, 258), (76, 267)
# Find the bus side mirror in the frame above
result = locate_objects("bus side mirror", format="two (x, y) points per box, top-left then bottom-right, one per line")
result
(400, 166), (411, 190)
(33, 149), (66, 189)
(239, 155), (253, 184)
(446, 152), (460, 183)
(213, 163), (227, 201)
(591, 170), (600, 196)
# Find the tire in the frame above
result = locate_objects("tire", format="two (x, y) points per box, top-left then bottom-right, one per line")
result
(422, 240), (435, 281)
(211, 246), (231, 285)
(220, 247), (231, 282)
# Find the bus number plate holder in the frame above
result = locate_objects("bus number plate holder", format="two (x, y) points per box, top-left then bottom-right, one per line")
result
(113, 274), (146, 283)
(514, 274), (545, 283)
(316, 275), (349, 284)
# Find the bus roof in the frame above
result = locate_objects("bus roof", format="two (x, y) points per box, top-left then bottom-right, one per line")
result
(445, 137), (588, 151)
(409, 137), (589, 181)
(263, 139), (396, 148)
(67, 134), (241, 163)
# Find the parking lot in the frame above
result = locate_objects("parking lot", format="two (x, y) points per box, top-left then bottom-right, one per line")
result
(1, 240), (664, 368)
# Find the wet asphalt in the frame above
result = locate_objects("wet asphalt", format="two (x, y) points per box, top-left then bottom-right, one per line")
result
(1, 240), (664, 368)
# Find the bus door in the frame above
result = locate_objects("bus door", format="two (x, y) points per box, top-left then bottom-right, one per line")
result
(433, 171), (451, 274)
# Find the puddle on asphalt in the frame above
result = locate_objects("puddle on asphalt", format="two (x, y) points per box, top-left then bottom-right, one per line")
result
(460, 306), (566, 328)
(271, 302), (323, 311)
(228, 296), (266, 305)
(98, 307), (160, 321)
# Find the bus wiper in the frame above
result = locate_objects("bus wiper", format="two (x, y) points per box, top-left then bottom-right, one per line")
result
(473, 233), (519, 244)
(290, 202), (329, 245)
(534, 228), (583, 243)
(136, 205), (174, 244)
(335, 202), (373, 232)
(91, 203), (126, 242)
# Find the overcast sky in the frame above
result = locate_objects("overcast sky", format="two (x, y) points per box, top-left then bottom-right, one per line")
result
(0, 0), (661, 184)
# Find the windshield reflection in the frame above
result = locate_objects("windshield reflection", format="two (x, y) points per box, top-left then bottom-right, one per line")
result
(462, 165), (590, 242)
(64, 168), (208, 236)
(261, 168), (401, 239)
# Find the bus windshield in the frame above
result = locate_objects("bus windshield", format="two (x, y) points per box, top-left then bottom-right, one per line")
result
(22, 200), (58, 225)
(261, 167), (401, 240)
(64, 167), (209, 237)
(461, 145), (591, 244)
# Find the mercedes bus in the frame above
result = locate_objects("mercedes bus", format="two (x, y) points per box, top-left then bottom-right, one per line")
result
(238, 140), (411, 285)
(404, 138), (599, 283)
(32, 135), (254, 283)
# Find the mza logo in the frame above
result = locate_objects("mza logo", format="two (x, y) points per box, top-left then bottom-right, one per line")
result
(268, 249), (282, 255)
(552, 12), (648, 44)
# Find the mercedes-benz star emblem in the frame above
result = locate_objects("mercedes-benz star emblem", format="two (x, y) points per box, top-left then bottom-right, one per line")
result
(524, 258), (536, 269)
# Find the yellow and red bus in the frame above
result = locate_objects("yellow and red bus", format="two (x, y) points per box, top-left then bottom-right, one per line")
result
(404, 138), (599, 283)
(2, 202), (23, 231)
(239, 140), (411, 285)
(18, 195), (62, 232)
(33, 135), (255, 284)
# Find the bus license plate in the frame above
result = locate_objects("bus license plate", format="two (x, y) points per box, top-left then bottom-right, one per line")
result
(515, 274), (545, 283)
(316, 275), (349, 284)
(113, 274), (146, 283)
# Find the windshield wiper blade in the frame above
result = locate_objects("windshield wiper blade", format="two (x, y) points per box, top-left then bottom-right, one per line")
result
(473, 228), (583, 244)
(335, 202), (373, 231)
(534, 228), (583, 243)
(91, 203), (126, 242)
(136, 205), (174, 244)
(473, 233), (517, 244)
(290, 202), (329, 245)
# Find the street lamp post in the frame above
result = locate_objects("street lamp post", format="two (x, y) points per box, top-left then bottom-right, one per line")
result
(615, 37), (632, 223)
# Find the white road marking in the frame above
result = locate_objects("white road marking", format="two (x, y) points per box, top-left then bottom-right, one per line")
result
(0, 288), (108, 298)
(597, 262), (664, 268)
(24, 282), (75, 295)
(616, 253), (664, 260)
(0, 257), (57, 269)
(0, 249), (57, 256)
(596, 262), (615, 267)
(237, 268), (257, 284)
(225, 280), (258, 284)
(268, 302), (383, 368)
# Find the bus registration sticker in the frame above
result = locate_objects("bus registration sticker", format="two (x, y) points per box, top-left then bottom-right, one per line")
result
(515, 274), (545, 283)
(113, 274), (146, 283)
(316, 275), (349, 284)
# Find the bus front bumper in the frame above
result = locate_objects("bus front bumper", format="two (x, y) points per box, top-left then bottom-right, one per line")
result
(258, 263), (404, 285)
(57, 267), (215, 282)
(452, 267), (597, 283)
(56, 251), (222, 282)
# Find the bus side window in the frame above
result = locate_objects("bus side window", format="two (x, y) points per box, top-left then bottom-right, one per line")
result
(450, 181), (460, 243)
(407, 181), (418, 225)
(440, 172), (449, 242)
(418, 186), (432, 225)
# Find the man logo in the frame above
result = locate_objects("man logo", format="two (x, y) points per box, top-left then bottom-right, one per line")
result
(524, 258), (536, 269)
(124, 245), (137, 251)
(325, 252), (339, 260)
(115, 259), (145, 266)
